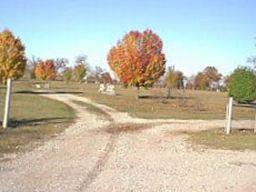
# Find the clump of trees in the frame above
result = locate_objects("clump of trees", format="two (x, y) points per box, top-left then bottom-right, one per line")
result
(193, 66), (222, 90)
(107, 29), (166, 97)
(0, 29), (26, 128)
(30, 55), (88, 83)
(228, 67), (256, 103)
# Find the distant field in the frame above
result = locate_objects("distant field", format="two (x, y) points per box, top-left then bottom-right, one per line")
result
(49, 81), (255, 120)
(0, 81), (76, 156)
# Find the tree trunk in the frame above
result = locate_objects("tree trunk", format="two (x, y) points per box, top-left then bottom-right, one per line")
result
(3, 78), (12, 128)
(136, 86), (140, 99)
(167, 87), (171, 99)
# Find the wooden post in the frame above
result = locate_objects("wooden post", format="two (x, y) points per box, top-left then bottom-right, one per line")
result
(3, 78), (12, 128)
(226, 97), (233, 135)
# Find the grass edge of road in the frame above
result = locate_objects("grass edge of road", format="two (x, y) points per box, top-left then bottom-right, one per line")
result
(187, 128), (256, 151)
(0, 94), (76, 158)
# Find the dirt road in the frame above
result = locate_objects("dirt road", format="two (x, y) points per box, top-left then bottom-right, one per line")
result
(0, 94), (255, 192)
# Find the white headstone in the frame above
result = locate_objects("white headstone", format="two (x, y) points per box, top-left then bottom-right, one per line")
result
(98, 83), (106, 93)
(105, 84), (115, 95)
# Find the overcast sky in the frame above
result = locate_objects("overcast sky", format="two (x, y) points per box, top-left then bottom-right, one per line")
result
(1, 0), (256, 76)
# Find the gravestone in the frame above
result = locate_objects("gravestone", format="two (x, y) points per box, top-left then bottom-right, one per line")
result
(105, 84), (115, 95)
(98, 83), (106, 93)
(98, 83), (115, 95)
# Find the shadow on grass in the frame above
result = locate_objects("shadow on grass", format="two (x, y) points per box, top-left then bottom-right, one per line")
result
(7, 117), (73, 128)
(138, 95), (191, 100)
(233, 102), (256, 109)
(14, 90), (83, 95)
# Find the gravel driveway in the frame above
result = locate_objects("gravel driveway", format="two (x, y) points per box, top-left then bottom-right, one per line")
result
(0, 93), (255, 192)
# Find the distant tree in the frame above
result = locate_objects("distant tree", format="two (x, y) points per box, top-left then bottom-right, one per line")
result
(62, 67), (73, 83)
(26, 56), (40, 79)
(175, 71), (185, 89)
(194, 72), (208, 90)
(101, 72), (113, 84)
(54, 58), (69, 74)
(73, 61), (87, 82)
(247, 39), (256, 70)
(0, 29), (26, 128)
(34, 59), (57, 80)
(229, 67), (256, 103)
(247, 56), (256, 69)
(203, 66), (222, 90)
(93, 66), (104, 82)
(186, 75), (195, 89)
(223, 75), (231, 91)
(107, 29), (166, 98)
(165, 66), (184, 98)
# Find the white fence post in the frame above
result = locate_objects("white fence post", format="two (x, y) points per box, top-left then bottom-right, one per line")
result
(226, 97), (233, 134)
(254, 114), (256, 134)
(3, 78), (12, 128)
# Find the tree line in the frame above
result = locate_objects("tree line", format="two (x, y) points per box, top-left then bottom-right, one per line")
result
(0, 28), (255, 129)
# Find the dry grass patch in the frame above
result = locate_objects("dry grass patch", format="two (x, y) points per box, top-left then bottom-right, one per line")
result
(102, 123), (155, 134)
(188, 128), (256, 151)
(49, 81), (255, 120)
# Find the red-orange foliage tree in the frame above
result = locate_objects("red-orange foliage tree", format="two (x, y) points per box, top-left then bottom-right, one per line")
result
(107, 29), (166, 89)
(34, 59), (56, 80)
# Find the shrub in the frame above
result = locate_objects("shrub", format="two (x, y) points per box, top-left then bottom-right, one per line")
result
(228, 67), (256, 103)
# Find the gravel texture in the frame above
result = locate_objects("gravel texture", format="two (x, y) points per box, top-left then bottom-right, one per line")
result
(0, 94), (255, 192)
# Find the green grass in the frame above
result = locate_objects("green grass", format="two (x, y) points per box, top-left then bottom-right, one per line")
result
(0, 81), (76, 156)
(188, 129), (256, 151)
(71, 100), (113, 121)
(49, 81), (255, 120)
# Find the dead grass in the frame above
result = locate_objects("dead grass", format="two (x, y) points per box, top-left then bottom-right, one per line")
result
(103, 123), (155, 134)
(49, 81), (255, 120)
(188, 129), (256, 151)
(0, 81), (76, 156)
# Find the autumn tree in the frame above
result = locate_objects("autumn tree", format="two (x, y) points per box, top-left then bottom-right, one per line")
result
(194, 72), (208, 90)
(0, 30), (26, 83)
(62, 67), (73, 83)
(34, 59), (57, 80)
(73, 56), (87, 82)
(203, 66), (222, 90)
(193, 66), (221, 90)
(107, 29), (166, 97)
(101, 72), (113, 84)
(165, 66), (184, 98)
(0, 29), (26, 128)
(54, 58), (69, 74)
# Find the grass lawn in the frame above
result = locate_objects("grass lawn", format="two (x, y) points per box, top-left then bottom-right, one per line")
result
(0, 81), (76, 156)
(50, 81), (255, 120)
(188, 129), (256, 151)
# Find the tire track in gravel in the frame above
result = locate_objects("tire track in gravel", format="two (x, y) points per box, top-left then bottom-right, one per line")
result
(77, 133), (119, 191)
